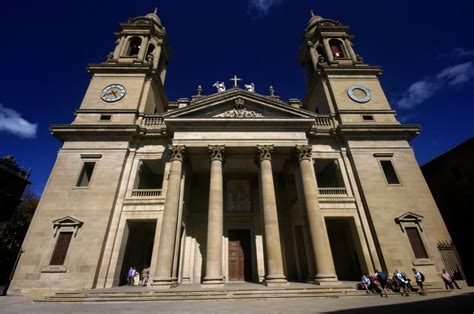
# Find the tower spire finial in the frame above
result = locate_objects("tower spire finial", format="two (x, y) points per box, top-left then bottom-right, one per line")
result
(153, 7), (158, 15)
(310, 10), (315, 17)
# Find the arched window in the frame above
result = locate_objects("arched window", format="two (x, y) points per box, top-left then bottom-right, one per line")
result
(127, 37), (142, 56)
(146, 44), (155, 62)
(329, 39), (345, 58)
(146, 44), (155, 57)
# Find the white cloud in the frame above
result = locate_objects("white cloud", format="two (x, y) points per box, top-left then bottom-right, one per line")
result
(248, 0), (282, 17)
(437, 61), (474, 86)
(452, 48), (474, 59)
(0, 104), (37, 139)
(396, 61), (474, 109)
(396, 79), (439, 109)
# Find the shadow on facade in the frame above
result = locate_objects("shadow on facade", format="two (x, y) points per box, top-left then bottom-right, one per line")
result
(333, 292), (474, 314)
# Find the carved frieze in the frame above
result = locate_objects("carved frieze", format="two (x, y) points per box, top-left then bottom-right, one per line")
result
(214, 98), (263, 118)
(214, 108), (263, 118)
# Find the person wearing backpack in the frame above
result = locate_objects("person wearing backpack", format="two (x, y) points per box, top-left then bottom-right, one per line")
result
(412, 268), (427, 295)
(374, 269), (389, 298)
(394, 269), (410, 296)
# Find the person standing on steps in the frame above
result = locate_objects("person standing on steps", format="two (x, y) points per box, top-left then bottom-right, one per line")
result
(441, 269), (454, 289)
(374, 269), (389, 298)
(412, 268), (427, 295)
(141, 266), (150, 287)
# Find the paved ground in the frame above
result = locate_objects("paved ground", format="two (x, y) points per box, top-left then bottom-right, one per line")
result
(0, 288), (472, 313)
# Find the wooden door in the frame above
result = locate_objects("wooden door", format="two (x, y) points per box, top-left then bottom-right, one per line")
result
(228, 229), (251, 281)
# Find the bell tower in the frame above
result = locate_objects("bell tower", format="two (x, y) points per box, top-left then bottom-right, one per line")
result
(73, 9), (171, 125)
(299, 12), (400, 126)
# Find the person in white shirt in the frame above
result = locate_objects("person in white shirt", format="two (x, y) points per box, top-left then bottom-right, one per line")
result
(412, 268), (427, 295)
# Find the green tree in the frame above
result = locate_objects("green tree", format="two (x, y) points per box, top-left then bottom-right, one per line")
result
(0, 188), (39, 285)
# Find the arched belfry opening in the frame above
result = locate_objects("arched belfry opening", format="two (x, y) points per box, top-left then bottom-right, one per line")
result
(329, 39), (345, 58)
(127, 37), (142, 56)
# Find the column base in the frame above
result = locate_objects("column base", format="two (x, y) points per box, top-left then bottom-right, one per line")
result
(202, 276), (224, 288)
(265, 275), (288, 287)
(305, 275), (316, 284)
(150, 276), (178, 289)
(313, 273), (339, 286)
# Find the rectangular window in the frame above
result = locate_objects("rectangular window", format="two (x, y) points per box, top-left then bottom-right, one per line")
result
(76, 162), (95, 187)
(50, 232), (73, 265)
(100, 114), (111, 121)
(406, 227), (428, 259)
(380, 160), (400, 185)
(362, 114), (374, 121)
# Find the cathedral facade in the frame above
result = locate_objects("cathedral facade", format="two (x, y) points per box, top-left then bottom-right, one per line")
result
(9, 11), (460, 295)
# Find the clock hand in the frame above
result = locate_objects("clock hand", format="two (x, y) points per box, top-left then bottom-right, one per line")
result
(111, 90), (117, 97)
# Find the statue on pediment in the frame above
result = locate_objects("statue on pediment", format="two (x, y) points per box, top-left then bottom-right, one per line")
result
(213, 81), (226, 92)
(245, 83), (255, 92)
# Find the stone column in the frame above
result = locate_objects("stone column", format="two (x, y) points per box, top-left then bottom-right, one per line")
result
(257, 145), (288, 286)
(294, 166), (316, 282)
(152, 145), (186, 288)
(203, 145), (225, 286)
(295, 145), (337, 284)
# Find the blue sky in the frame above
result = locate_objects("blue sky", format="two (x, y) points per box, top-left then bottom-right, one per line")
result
(1, 0), (473, 195)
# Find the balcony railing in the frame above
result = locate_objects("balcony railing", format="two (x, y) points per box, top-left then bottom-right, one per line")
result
(131, 189), (163, 198)
(318, 187), (347, 196)
(314, 116), (333, 128)
(143, 116), (164, 127)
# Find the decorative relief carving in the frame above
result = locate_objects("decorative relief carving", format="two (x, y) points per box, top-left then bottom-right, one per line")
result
(295, 145), (312, 161)
(213, 98), (263, 118)
(226, 180), (252, 212)
(214, 108), (263, 118)
(256, 145), (273, 162)
(169, 145), (186, 162)
(209, 145), (225, 162)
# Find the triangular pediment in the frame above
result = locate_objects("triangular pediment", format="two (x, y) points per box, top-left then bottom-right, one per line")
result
(395, 212), (424, 223)
(52, 216), (84, 228)
(164, 88), (317, 120)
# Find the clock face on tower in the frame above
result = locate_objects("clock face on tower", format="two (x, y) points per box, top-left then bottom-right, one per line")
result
(347, 85), (371, 103)
(100, 84), (126, 103)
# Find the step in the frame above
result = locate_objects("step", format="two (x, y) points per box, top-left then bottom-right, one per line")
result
(36, 283), (447, 304)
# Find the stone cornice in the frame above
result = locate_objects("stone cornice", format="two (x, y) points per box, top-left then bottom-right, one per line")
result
(87, 63), (157, 75)
(336, 109), (396, 114)
(318, 65), (383, 77)
(338, 124), (420, 140)
(50, 124), (139, 142)
(75, 109), (139, 115)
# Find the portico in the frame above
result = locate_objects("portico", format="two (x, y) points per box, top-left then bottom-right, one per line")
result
(149, 141), (341, 288)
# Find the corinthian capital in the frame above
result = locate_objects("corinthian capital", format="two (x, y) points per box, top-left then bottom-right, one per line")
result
(209, 145), (225, 162)
(169, 145), (186, 162)
(295, 145), (312, 162)
(256, 145), (274, 162)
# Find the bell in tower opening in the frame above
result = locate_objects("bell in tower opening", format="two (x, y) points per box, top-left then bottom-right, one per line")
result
(329, 39), (344, 58)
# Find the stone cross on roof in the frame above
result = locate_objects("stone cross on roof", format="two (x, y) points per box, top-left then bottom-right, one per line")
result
(229, 75), (242, 87)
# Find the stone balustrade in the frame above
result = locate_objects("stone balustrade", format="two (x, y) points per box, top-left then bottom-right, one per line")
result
(314, 116), (333, 128)
(143, 116), (164, 127)
(131, 189), (163, 198)
(318, 187), (347, 196)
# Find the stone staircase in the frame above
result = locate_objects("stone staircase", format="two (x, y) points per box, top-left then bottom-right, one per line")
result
(36, 284), (358, 303)
(35, 282), (448, 303)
